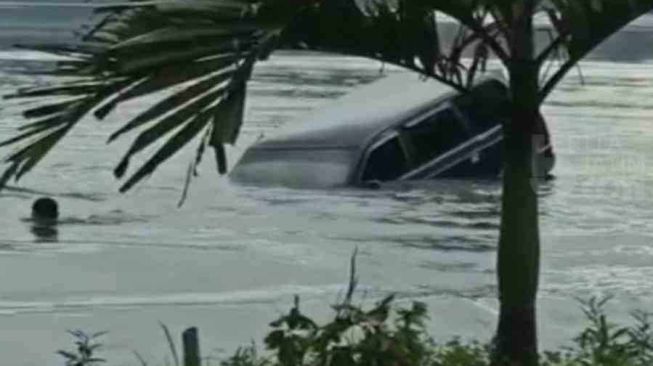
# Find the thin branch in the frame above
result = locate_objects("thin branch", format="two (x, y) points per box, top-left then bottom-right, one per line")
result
(488, 7), (510, 41)
(159, 322), (180, 366)
(344, 247), (359, 306)
(576, 62), (585, 86)
(457, 16), (509, 65)
(539, 30), (561, 86)
(535, 33), (569, 65)
(539, 57), (579, 102)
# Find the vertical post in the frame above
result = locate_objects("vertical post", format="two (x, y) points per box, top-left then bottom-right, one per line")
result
(182, 327), (201, 366)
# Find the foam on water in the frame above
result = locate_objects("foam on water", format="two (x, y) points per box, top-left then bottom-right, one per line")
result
(0, 283), (353, 315)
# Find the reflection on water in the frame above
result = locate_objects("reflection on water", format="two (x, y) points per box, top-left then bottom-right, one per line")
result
(29, 222), (58, 242)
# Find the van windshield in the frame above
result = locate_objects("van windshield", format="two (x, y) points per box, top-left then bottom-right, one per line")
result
(362, 136), (409, 182)
(231, 148), (355, 187)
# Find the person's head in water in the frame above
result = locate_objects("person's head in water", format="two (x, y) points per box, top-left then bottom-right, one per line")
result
(31, 197), (59, 221)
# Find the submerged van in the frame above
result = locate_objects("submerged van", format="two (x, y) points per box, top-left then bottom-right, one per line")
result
(230, 73), (554, 188)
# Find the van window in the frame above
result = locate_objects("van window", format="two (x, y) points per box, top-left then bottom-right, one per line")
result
(454, 80), (508, 132)
(362, 136), (408, 182)
(402, 107), (469, 167)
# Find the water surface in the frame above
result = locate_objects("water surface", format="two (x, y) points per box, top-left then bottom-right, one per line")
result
(1, 50), (653, 365)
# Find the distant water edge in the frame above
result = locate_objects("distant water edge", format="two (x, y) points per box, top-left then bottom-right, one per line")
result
(3, 14), (653, 62)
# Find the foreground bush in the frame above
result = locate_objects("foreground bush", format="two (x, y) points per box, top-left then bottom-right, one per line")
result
(59, 294), (653, 366)
(217, 295), (653, 366)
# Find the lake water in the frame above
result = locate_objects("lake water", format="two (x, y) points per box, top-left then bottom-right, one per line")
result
(2, 49), (653, 365)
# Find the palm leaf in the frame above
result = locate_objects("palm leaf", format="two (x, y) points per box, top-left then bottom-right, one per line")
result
(283, 0), (504, 89)
(539, 0), (653, 100)
(0, 0), (287, 194)
(107, 72), (234, 143)
(177, 126), (212, 207)
(113, 87), (228, 178)
(118, 109), (214, 192)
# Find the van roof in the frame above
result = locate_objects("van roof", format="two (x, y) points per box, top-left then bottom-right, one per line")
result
(253, 72), (458, 150)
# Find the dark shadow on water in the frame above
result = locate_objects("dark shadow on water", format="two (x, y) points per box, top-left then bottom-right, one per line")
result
(418, 260), (479, 272)
(369, 284), (498, 301)
(396, 235), (496, 252)
(340, 233), (496, 253)
(252, 68), (382, 89)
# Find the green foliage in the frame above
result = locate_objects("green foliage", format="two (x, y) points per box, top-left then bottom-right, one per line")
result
(56, 296), (653, 366)
(213, 294), (653, 366)
(57, 330), (107, 366)
(430, 339), (489, 366)
(549, 297), (653, 366)
(245, 293), (442, 366)
(221, 344), (271, 366)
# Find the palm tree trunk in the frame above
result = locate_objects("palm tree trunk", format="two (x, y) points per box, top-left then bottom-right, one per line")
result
(493, 91), (540, 365)
(492, 4), (541, 365)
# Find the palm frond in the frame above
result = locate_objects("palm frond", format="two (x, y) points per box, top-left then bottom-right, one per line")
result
(538, 0), (653, 100)
(0, 0), (288, 194)
(282, 0), (505, 90)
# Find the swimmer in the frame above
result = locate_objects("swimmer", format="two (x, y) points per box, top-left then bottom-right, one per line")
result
(31, 197), (59, 222)
(28, 197), (59, 242)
